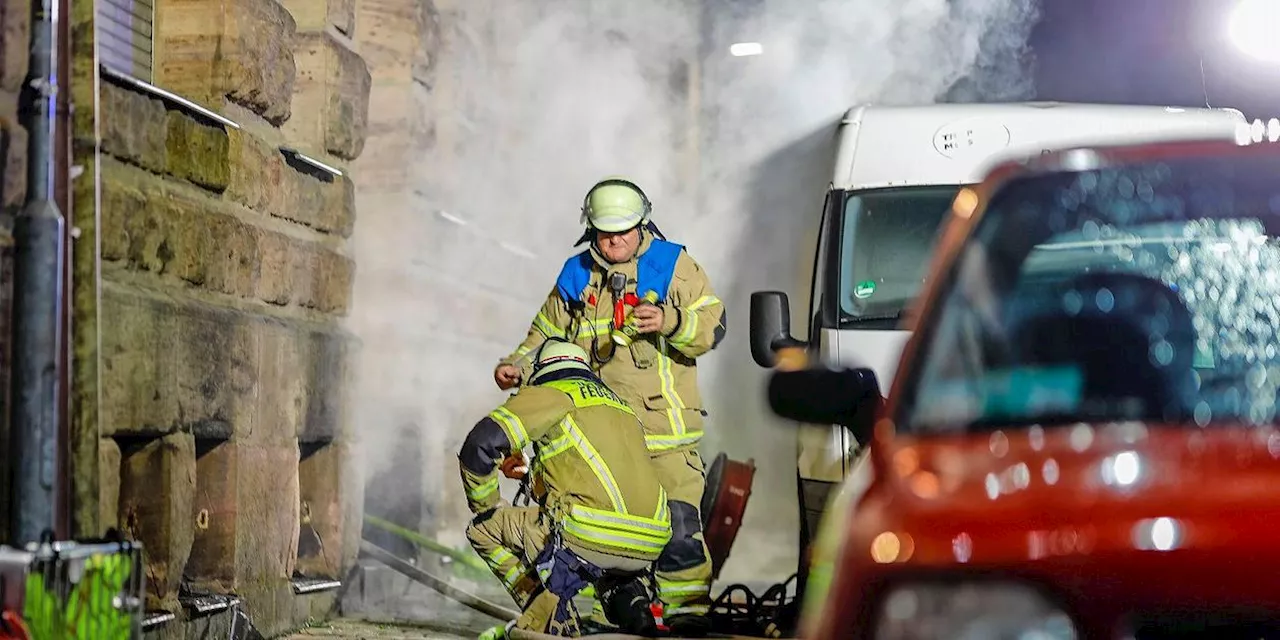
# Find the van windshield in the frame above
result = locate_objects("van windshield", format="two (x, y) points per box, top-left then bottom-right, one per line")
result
(839, 186), (964, 327)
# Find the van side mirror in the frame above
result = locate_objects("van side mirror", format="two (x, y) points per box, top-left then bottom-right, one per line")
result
(766, 367), (882, 442)
(750, 291), (808, 368)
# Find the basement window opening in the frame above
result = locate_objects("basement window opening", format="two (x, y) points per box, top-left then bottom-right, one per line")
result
(296, 441), (341, 581)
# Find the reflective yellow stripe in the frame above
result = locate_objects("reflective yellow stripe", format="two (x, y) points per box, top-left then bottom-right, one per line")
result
(670, 310), (699, 348)
(671, 295), (721, 347)
(515, 344), (532, 357)
(654, 495), (669, 521)
(562, 495), (672, 556)
(644, 432), (702, 451)
(576, 318), (612, 340)
(490, 407), (530, 450)
(570, 503), (670, 537)
(487, 548), (514, 567)
(562, 519), (669, 554)
(658, 581), (710, 597)
(534, 313), (565, 339)
(468, 476), (499, 500)
(655, 337), (688, 436)
(562, 416), (627, 512)
(539, 432), (575, 461)
(688, 295), (721, 311)
(485, 548), (524, 588)
(665, 604), (711, 616)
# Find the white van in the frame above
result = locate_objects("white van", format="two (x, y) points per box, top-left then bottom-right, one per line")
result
(748, 101), (1248, 560)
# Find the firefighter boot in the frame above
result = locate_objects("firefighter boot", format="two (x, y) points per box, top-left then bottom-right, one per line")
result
(599, 576), (661, 637)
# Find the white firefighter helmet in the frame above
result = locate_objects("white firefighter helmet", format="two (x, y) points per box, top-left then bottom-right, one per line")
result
(580, 176), (652, 233)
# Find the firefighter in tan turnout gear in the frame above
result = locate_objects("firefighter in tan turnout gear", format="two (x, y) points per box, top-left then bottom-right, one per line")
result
(494, 177), (726, 636)
(462, 339), (673, 638)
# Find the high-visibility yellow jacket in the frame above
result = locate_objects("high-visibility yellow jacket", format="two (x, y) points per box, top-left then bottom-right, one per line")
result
(500, 234), (726, 454)
(459, 373), (673, 561)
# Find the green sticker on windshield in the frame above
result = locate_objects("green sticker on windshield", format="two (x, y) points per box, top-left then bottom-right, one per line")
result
(854, 280), (877, 299)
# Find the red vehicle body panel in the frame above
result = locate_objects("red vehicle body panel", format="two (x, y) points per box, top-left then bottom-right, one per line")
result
(810, 424), (1280, 638)
(803, 139), (1280, 640)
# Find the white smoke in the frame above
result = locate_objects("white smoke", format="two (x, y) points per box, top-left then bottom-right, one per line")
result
(349, 0), (1039, 582)
(694, 0), (1040, 582)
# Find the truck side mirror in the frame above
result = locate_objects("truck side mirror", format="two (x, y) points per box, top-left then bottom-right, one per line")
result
(750, 291), (807, 368)
(766, 367), (882, 442)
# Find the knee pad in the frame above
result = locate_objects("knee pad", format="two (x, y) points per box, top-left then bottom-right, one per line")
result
(656, 500), (708, 573)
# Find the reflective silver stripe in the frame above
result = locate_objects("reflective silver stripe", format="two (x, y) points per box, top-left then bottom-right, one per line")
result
(534, 313), (565, 339)
(644, 432), (702, 451)
(671, 311), (698, 347)
(689, 295), (721, 311)
(490, 407), (530, 450)
(570, 505), (669, 536)
(562, 519), (667, 553)
(539, 433), (574, 460)
(577, 318), (612, 340)
(562, 416), (627, 512)
(654, 489), (669, 521)
(655, 337), (688, 436)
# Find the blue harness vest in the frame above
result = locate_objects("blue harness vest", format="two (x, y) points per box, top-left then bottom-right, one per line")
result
(554, 238), (684, 304)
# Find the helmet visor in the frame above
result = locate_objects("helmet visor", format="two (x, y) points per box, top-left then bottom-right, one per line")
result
(589, 207), (644, 233)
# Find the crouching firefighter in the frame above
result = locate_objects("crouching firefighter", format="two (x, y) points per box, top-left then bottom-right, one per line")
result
(461, 339), (674, 638)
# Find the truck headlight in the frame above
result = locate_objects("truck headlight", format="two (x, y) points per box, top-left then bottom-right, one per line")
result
(873, 582), (1077, 640)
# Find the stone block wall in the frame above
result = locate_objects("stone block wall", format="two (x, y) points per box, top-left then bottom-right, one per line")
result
(68, 0), (370, 635)
(0, 0), (26, 216)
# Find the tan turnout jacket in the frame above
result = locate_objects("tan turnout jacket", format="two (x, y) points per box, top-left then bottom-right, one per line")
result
(459, 376), (673, 561)
(501, 234), (726, 454)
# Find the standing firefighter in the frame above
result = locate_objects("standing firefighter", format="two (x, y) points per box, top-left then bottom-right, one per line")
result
(494, 177), (727, 635)
(462, 340), (673, 638)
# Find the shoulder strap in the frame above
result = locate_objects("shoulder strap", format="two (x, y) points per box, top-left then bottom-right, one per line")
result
(636, 239), (685, 304)
(554, 250), (595, 302)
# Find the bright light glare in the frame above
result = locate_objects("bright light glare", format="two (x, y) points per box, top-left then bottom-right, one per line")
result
(729, 42), (763, 57)
(1229, 0), (1280, 62)
(1103, 451), (1141, 487)
(1150, 517), (1179, 551)
(1113, 451), (1140, 485)
(1133, 516), (1182, 552)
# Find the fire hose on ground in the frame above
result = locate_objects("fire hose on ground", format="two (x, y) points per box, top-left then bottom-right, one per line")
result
(358, 538), (520, 622)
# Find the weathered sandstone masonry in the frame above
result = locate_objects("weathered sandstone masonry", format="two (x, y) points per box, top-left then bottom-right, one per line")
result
(64, 0), (370, 635)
